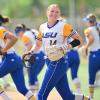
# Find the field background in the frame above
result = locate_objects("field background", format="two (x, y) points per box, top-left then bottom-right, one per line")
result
(0, 55), (100, 100)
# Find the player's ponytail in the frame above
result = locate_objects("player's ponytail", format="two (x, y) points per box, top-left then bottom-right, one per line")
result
(0, 14), (9, 25)
(96, 23), (100, 38)
(18, 24), (30, 31)
(21, 24), (27, 31)
(86, 13), (100, 37)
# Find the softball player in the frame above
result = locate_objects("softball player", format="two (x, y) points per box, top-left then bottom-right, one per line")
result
(65, 30), (82, 94)
(24, 4), (90, 100)
(67, 48), (81, 93)
(0, 14), (35, 100)
(15, 24), (45, 93)
(83, 13), (100, 99)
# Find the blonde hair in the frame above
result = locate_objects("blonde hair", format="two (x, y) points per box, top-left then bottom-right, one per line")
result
(47, 4), (60, 13)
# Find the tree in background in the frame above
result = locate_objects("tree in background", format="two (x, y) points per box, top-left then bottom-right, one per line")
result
(0, 0), (99, 18)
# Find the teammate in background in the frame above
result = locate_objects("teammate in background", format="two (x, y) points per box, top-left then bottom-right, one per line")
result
(83, 13), (100, 99)
(15, 24), (45, 93)
(0, 14), (35, 100)
(59, 17), (82, 94)
(24, 4), (90, 100)
(66, 37), (82, 94)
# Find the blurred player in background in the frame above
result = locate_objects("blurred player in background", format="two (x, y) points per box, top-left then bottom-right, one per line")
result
(15, 24), (45, 93)
(0, 14), (35, 100)
(66, 37), (82, 94)
(83, 13), (100, 100)
(24, 4), (91, 100)
(59, 16), (82, 94)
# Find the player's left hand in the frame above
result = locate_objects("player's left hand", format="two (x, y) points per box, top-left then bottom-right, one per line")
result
(0, 47), (7, 55)
(22, 52), (35, 68)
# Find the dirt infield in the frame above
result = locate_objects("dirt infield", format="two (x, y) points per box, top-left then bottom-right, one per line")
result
(0, 89), (62, 100)
(48, 90), (62, 100)
(0, 91), (26, 100)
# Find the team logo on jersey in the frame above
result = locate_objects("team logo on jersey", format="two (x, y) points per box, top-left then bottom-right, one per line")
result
(43, 32), (57, 38)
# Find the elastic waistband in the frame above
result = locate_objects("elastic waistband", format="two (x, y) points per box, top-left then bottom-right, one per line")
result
(90, 49), (100, 53)
(7, 52), (15, 54)
(2, 52), (15, 60)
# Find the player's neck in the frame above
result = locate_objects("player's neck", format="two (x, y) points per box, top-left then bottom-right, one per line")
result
(47, 20), (58, 28)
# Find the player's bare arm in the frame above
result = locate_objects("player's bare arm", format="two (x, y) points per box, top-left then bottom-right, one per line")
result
(1, 32), (17, 53)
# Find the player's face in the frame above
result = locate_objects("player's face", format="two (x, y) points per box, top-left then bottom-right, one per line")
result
(85, 22), (92, 27)
(17, 31), (24, 38)
(47, 6), (60, 22)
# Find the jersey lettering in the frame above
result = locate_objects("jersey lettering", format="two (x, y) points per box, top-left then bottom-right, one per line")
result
(43, 32), (57, 38)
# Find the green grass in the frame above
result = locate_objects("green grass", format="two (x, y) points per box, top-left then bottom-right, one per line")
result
(0, 57), (100, 100)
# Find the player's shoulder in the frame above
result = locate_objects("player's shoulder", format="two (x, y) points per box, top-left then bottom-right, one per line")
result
(58, 20), (72, 26)
(57, 20), (66, 27)
(24, 31), (31, 36)
(84, 27), (91, 36)
(0, 26), (8, 38)
(22, 32), (31, 42)
(58, 21), (72, 30)
(24, 30), (36, 40)
(39, 22), (47, 32)
(0, 26), (7, 33)
(40, 22), (47, 28)
(31, 29), (38, 34)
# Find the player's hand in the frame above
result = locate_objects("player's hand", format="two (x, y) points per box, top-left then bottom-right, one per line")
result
(23, 50), (33, 58)
(57, 44), (71, 54)
(22, 51), (35, 68)
(0, 48), (7, 55)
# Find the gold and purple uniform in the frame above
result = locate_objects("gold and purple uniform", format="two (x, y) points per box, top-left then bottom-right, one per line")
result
(37, 20), (89, 100)
(84, 26), (100, 87)
(0, 27), (31, 96)
(21, 29), (45, 89)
